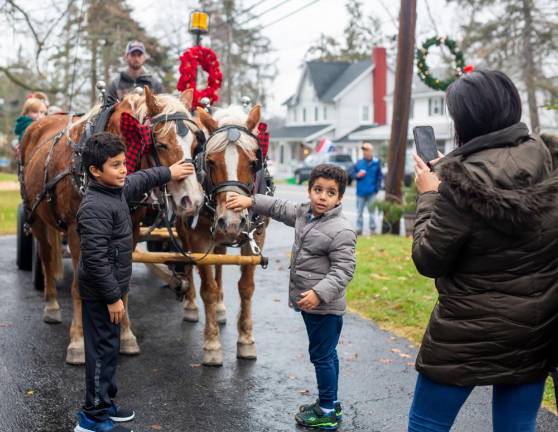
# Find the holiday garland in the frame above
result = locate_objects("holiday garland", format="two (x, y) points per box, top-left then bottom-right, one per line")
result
(177, 46), (223, 108)
(416, 36), (466, 91)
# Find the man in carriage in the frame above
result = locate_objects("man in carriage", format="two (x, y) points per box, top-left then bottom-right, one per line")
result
(106, 41), (164, 104)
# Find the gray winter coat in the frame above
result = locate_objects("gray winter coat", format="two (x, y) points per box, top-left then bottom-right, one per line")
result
(253, 194), (356, 315)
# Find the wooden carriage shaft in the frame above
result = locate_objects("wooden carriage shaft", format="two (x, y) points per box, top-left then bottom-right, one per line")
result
(132, 250), (265, 266)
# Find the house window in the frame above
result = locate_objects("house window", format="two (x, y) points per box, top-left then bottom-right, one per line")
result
(279, 144), (284, 164)
(290, 144), (297, 160)
(429, 97), (444, 116)
(323, 106), (327, 120)
(361, 105), (370, 122)
(303, 108), (307, 123)
(293, 109), (297, 122)
(314, 106), (319, 122)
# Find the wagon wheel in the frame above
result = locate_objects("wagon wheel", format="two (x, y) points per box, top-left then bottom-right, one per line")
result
(32, 238), (44, 291)
(16, 204), (33, 271)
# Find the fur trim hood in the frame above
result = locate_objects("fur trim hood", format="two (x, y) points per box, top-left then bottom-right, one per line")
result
(437, 124), (558, 230)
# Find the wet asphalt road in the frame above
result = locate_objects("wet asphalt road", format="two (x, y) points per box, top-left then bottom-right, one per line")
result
(1, 184), (558, 432)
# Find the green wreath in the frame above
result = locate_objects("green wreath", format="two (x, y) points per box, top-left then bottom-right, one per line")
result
(416, 36), (466, 91)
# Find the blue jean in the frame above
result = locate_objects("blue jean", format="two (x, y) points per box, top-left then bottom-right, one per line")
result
(301, 312), (343, 409)
(408, 373), (546, 432)
(356, 194), (376, 232)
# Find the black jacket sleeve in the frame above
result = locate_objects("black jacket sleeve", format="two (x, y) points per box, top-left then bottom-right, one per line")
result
(78, 204), (121, 304)
(124, 166), (171, 204)
(412, 191), (473, 278)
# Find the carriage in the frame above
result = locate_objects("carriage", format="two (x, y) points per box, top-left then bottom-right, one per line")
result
(15, 12), (275, 367)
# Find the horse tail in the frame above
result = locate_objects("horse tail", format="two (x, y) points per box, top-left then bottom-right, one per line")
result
(46, 226), (64, 281)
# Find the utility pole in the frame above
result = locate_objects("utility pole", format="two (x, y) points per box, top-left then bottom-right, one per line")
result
(520, 0), (540, 133)
(385, 0), (417, 203)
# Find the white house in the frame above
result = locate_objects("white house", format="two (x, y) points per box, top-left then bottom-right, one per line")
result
(268, 47), (394, 177)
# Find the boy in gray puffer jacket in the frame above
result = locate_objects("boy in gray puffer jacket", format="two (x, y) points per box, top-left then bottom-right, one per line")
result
(227, 164), (356, 431)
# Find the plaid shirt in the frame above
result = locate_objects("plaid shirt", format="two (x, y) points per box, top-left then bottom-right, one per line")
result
(120, 112), (153, 173)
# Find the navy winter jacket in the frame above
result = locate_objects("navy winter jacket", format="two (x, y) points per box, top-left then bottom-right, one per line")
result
(352, 158), (382, 197)
(77, 167), (171, 304)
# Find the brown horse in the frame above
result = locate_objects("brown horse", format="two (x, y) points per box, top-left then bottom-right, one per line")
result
(176, 104), (268, 366)
(20, 87), (205, 364)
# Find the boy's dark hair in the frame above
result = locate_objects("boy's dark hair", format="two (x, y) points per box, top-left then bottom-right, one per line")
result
(308, 164), (347, 196)
(82, 132), (127, 176)
(446, 69), (522, 146)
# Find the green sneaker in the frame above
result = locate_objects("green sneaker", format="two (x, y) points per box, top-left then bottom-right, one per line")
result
(299, 399), (343, 420)
(295, 402), (338, 430)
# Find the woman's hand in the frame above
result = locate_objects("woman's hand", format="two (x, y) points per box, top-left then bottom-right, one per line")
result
(226, 193), (252, 212)
(414, 154), (441, 193)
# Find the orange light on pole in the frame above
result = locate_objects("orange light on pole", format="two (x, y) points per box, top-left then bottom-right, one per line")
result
(189, 11), (210, 35)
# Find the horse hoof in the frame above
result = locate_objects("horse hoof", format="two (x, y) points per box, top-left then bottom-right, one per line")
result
(216, 309), (227, 325)
(202, 349), (224, 367)
(183, 308), (199, 323)
(66, 341), (85, 365)
(43, 307), (62, 324)
(120, 336), (140, 355)
(237, 342), (257, 360)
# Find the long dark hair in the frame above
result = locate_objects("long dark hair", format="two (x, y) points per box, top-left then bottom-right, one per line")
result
(446, 69), (522, 146)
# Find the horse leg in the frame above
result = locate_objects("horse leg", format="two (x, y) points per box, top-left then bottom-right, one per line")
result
(33, 220), (63, 324)
(236, 247), (257, 360)
(66, 225), (85, 364)
(120, 293), (140, 355)
(182, 265), (199, 323)
(199, 264), (223, 366)
(214, 245), (227, 325)
(237, 226), (267, 360)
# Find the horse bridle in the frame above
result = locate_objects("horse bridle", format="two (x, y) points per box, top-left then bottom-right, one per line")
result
(196, 124), (263, 200)
(145, 111), (207, 259)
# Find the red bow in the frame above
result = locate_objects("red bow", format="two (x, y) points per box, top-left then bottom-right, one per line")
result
(257, 122), (269, 159)
(463, 64), (475, 74)
(120, 112), (153, 173)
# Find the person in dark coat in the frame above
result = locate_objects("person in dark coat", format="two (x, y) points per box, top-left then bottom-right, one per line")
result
(74, 133), (193, 432)
(409, 69), (558, 432)
(106, 41), (164, 104)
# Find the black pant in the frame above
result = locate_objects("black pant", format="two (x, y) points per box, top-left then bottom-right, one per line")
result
(82, 300), (120, 422)
(301, 312), (343, 409)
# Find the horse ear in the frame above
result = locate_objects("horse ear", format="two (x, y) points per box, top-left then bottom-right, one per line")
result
(196, 107), (218, 133)
(180, 89), (194, 110)
(144, 85), (162, 116)
(246, 104), (261, 131)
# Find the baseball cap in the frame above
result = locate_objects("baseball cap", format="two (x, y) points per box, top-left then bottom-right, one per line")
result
(126, 41), (146, 55)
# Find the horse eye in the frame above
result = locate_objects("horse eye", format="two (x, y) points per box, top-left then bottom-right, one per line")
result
(157, 143), (169, 150)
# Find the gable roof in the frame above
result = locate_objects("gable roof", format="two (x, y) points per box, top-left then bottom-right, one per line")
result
(284, 59), (373, 106)
(321, 61), (371, 102)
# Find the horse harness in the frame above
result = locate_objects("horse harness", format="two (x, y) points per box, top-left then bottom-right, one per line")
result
(195, 124), (274, 254)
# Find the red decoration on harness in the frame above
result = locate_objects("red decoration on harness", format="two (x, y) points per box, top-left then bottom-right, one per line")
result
(257, 122), (269, 159)
(463, 64), (475, 74)
(176, 46), (222, 109)
(120, 112), (153, 173)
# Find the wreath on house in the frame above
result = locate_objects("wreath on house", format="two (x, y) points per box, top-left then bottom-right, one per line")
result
(416, 36), (468, 91)
(177, 46), (222, 108)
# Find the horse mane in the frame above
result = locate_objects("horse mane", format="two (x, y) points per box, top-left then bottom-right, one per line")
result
(135, 93), (192, 136)
(69, 103), (101, 130)
(206, 105), (259, 155)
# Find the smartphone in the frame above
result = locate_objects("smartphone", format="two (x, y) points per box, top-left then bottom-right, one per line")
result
(413, 126), (438, 165)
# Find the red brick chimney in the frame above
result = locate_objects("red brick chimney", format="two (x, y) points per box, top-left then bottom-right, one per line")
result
(373, 46), (387, 125)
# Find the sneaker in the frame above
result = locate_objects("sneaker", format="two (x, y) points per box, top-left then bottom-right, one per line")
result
(295, 402), (338, 430)
(74, 411), (133, 432)
(108, 402), (135, 422)
(299, 399), (343, 420)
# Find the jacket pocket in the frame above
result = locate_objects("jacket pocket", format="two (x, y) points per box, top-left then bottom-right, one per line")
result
(293, 270), (324, 292)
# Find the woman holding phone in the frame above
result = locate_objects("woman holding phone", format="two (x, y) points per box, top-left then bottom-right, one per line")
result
(409, 69), (558, 431)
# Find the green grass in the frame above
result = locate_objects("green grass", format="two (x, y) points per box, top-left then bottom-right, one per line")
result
(0, 190), (20, 235)
(0, 172), (17, 182)
(347, 235), (556, 412)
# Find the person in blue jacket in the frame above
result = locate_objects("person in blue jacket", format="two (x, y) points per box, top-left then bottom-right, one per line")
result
(352, 142), (383, 235)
